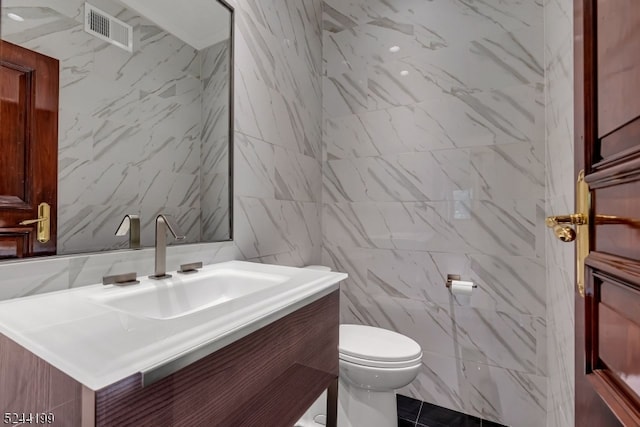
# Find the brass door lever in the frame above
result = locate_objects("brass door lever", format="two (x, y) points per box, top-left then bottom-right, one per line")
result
(19, 202), (51, 243)
(593, 214), (640, 228)
(548, 213), (640, 229)
(545, 171), (589, 297)
(20, 218), (47, 225)
(545, 213), (587, 243)
(546, 171), (640, 298)
(545, 213), (587, 227)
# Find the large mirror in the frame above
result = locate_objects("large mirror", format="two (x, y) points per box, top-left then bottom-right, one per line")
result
(0, 0), (233, 258)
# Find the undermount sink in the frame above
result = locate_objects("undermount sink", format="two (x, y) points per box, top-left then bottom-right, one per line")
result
(90, 268), (290, 320)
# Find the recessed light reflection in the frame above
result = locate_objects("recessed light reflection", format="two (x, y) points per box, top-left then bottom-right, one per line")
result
(7, 13), (25, 22)
(400, 70), (409, 76)
(389, 45), (400, 53)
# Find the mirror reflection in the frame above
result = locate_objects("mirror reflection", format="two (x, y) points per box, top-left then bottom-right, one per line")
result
(0, 0), (233, 258)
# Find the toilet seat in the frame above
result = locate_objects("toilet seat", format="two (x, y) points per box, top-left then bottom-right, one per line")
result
(339, 352), (422, 368)
(339, 324), (422, 369)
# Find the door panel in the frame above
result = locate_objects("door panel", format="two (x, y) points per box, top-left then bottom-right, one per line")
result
(593, 181), (640, 260)
(575, 0), (640, 424)
(0, 64), (29, 201)
(598, 281), (640, 399)
(0, 232), (28, 259)
(599, 117), (640, 162)
(597, 0), (640, 137)
(0, 40), (58, 258)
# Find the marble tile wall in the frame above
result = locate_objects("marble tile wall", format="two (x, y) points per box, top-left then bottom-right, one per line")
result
(201, 39), (231, 242)
(0, 0), (324, 299)
(2, 0), (204, 253)
(231, 0), (324, 265)
(544, 0), (575, 425)
(0, 5), (576, 427)
(321, 1), (547, 426)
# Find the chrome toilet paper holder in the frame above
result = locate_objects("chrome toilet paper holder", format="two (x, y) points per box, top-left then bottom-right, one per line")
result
(445, 274), (478, 289)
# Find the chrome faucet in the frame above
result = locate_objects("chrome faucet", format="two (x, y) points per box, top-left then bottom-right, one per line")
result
(115, 214), (141, 249)
(149, 214), (185, 280)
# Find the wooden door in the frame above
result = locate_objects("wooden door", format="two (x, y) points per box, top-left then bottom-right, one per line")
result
(0, 40), (58, 259)
(574, 0), (640, 425)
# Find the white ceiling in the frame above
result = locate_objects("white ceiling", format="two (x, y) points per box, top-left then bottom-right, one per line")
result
(119, 0), (231, 50)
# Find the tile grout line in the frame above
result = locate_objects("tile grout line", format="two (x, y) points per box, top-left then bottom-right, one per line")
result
(414, 401), (424, 424)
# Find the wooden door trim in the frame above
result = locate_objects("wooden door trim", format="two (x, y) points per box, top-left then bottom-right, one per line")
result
(586, 252), (640, 284)
(583, 268), (640, 420)
(588, 370), (640, 425)
(593, 145), (640, 172)
(587, 156), (640, 188)
(574, 0), (597, 177)
(594, 116), (640, 170)
(0, 196), (32, 210)
(0, 58), (35, 74)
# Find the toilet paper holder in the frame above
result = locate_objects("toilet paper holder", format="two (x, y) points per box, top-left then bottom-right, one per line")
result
(445, 274), (477, 289)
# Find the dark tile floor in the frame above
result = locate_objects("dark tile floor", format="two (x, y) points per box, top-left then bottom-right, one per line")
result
(397, 395), (508, 427)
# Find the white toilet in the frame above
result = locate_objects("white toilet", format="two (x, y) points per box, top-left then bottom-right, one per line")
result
(300, 266), (423, 427)
(338, 324), (422, 427)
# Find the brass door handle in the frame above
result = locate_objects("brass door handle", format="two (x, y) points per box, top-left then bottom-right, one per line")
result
(19, 202), (50, 243)
(20, 218), (47, 225)
(545, 213), (587, 242)
(545, 213), (587, 228)
(545, 171), (589, 297)
(594, 214), (640, 228)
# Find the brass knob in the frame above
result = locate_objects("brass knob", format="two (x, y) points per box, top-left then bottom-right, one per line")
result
(545, 213), (588, 243)
(553, 225), (576, 242)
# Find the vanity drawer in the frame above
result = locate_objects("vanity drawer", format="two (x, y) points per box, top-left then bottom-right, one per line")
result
(94, 290), (339, 427)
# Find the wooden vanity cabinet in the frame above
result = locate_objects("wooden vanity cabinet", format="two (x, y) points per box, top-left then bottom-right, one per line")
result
(0, 291), (339, 427)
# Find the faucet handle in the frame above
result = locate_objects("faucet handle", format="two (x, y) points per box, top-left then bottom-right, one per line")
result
(103, 272), (140, 286)
(115, 214), (141, 249)
(178, 262), (203, 274)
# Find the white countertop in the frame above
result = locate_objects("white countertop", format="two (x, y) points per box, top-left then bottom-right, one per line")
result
(0, 261), (346, 390)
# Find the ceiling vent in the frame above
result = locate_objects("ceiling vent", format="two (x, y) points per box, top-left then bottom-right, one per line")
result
(84, 3), (133, 52)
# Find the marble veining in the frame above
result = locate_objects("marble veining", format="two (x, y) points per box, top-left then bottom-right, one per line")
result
(1, 0), (233, 252)
(0, 2), (572, 426)
(0, 0), (325, 299)
(544, 0), (575, 425)
(201, 40), (231, 242)
(322, 1), (546, 425)
(324, 144), (544, 203)
(324, 200), (543, 257)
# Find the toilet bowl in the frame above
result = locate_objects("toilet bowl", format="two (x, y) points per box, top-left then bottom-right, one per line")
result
(298, 265), (422, 427)
(338, 324), (422, 427)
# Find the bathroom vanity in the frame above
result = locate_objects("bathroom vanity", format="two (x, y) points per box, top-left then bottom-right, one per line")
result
(0, 262), (346, 426)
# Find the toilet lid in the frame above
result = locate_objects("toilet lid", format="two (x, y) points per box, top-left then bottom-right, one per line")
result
(339, 324), (422, 367)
